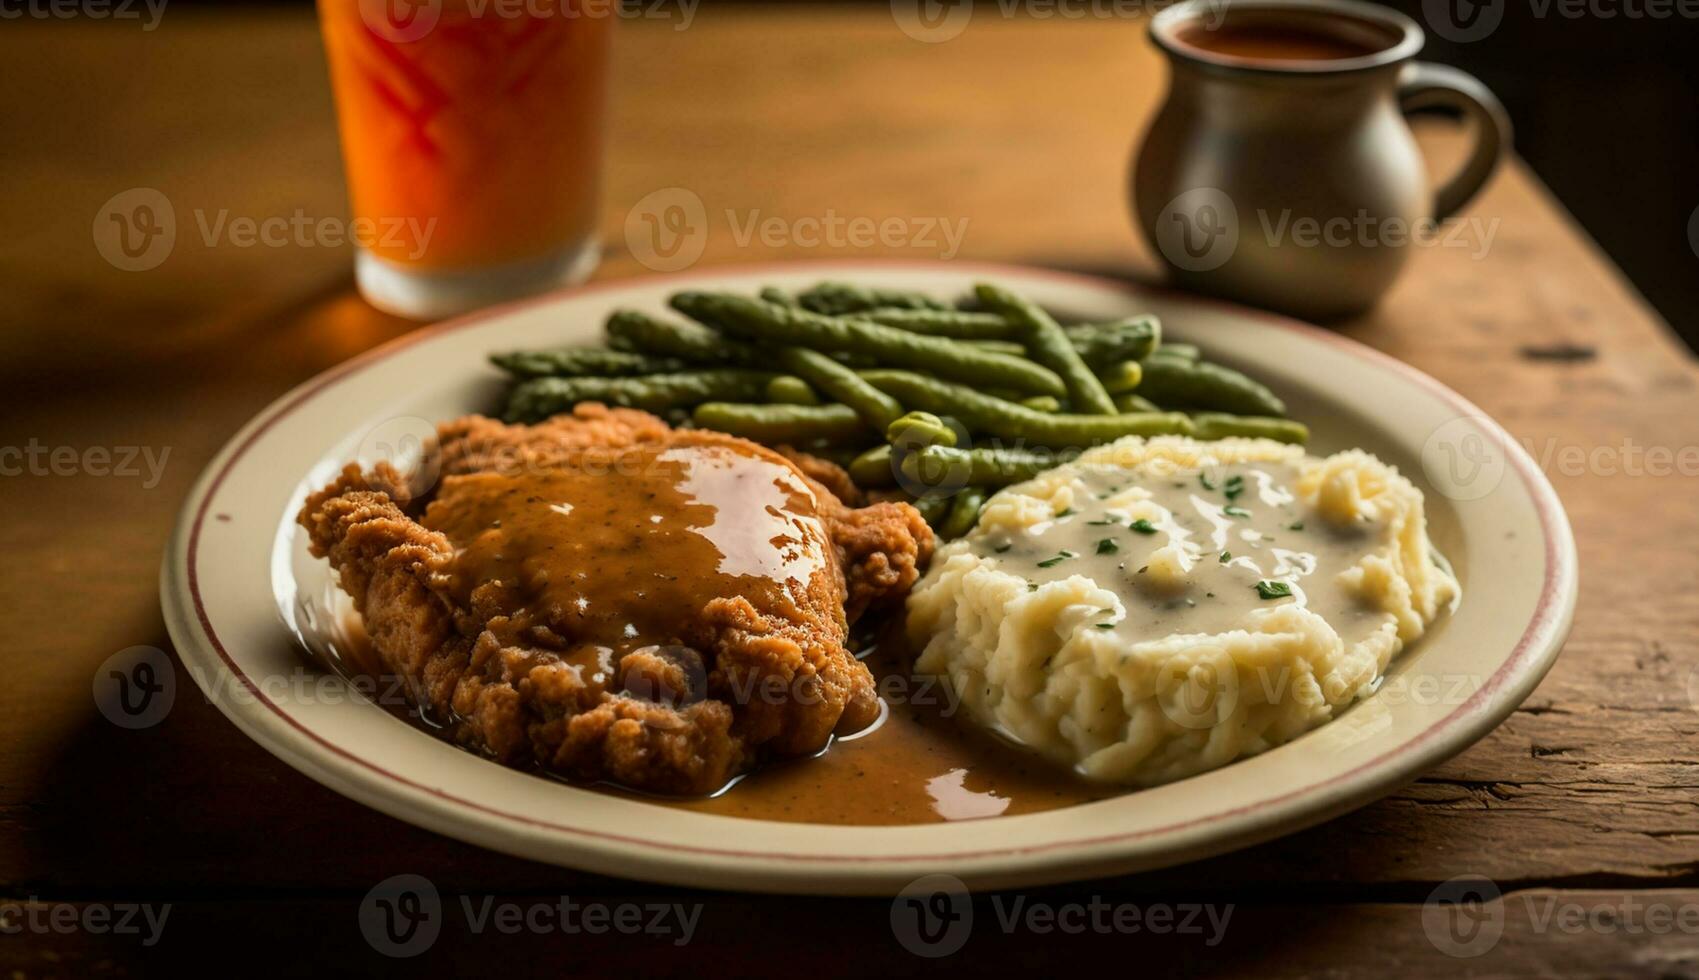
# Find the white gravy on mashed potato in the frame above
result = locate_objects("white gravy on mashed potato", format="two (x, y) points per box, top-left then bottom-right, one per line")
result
(979, 460), (1387, 652)
(906, 436), (1461, 787)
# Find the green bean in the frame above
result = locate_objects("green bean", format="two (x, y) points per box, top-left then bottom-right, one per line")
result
(489, 347), (687, 379)
(961, 338), (1028, 357)
(796, 281), (949, 316)
(854, 309), (1013, 339)
(848, 444), (898, 488)
(867, 308), (1166, 369)
(1099, 360), (1144, 395)
(937, 486), (988, 539)
(1063, 316), (1162, 369)
(1141, 352), (1194, 370)
(613, 298), (1162, 376)
(605, 310), (758, 365)
(504, 370), (775, 422)
(901, 445), (1077, 487)
(860, 370), (1194, 449)
(828, 351), (881, 369)
(1114, 392), (1160, 414)
(1152, 342), (1199, 361)
(691, 402), (868, 445)
(1191, 412), (1310, 444)
(672, 292), (1067, 397)
(1019, 395), (1062, 413)
(1136, 358), (1287, 417)
(885, 411), (959, 450)
(765, 375), (821, 405)
(778, 347), (905, 431)
(912, 492), (952, 528)
(975, 283), (1116, 414)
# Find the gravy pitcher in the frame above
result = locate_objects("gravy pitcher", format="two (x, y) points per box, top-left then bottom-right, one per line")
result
(1133, 0), (1510, 320)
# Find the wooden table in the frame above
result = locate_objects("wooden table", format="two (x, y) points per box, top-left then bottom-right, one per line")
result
(3, 7), (1696, 976)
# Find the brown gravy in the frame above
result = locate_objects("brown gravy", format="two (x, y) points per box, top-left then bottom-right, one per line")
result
(420, 441), (831, 673)
(333, 618), (1115, 825)
(1175, 13), (1394, 64)
(638, 640), (1115, 825)
(322, 439), (1118, 824)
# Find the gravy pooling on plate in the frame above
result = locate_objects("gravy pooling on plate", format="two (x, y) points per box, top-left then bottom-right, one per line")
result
(339, 620), (1116, 825)
(651, 638), (1117, 825)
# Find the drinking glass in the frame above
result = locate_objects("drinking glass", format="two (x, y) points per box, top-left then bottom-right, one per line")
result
(318, 0), (612, 318)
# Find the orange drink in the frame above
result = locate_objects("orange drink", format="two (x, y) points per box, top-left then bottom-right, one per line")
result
(318, 0), (612, 317)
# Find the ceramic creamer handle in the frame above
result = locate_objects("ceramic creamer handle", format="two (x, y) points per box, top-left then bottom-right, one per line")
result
(1398, 61), (1512, 221)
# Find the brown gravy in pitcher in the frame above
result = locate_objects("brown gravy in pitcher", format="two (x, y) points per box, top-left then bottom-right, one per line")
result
(1174, 11), (1397, 65)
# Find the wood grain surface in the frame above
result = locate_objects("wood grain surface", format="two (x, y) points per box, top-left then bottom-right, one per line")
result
(1, 5), (1696, 977)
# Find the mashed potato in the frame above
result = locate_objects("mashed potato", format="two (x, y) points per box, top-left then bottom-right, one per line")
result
(905, 435), (1459, 786)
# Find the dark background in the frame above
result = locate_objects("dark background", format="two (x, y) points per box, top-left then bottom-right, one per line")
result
(178, 0), (1699, 350)
(1377, 0), (1699, 351)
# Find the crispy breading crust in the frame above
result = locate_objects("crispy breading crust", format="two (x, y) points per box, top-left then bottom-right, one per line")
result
(436, 403), (673, 479)
(299, 404), (932, 795)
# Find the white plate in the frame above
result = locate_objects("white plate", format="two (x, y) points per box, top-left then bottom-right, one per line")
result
(161, 261), (1576, 895)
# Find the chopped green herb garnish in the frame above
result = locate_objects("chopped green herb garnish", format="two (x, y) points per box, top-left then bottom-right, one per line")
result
(1219, 551), (1231, 563)
(1093, 622), (1115, 630)
(1129, 518), (1159, 535)
(1199, 473), (1217, 491)
(1224, 475), (1245, 500)
(993, 542), (1012, 554)
(1255, 580), (1293, 600)
(1288, 521), (1305, 531)
(1055, 506), (1076, 518)
(1224, 505), (1251, 518)
(1096, 538), (1119, 555)
(1086, 517), (1120, 526)
(1036, 550), (1076, 568)
(1027, 582), (1039, 592)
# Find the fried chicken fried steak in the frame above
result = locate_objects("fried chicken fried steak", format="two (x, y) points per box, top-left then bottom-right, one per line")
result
(299, 404), (933, 795)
